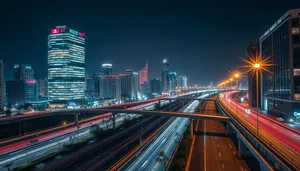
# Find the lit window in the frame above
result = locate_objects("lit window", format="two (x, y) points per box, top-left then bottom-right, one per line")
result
(292, 27), (299, 34)
(294, 68), (300, 76)
(294, 94), (300, 100)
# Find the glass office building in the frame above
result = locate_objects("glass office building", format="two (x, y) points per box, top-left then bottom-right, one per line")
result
(260, 9), (300, 120)
(48, 26), (86, 106)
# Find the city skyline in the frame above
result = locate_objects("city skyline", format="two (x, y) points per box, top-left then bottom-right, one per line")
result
(1, 1), (299, 85)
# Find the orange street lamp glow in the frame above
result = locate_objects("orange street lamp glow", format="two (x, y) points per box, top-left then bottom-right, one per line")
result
(241, 55), (274, 108)
(254, 63), (260, 69)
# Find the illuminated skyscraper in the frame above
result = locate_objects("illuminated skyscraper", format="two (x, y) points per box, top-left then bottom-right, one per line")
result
(161, 59), (177, 93)
(139, 60), (148, 93)
(99, 75), (121, 101)
(48, 26), (86, 106)
(120, 69), (139, 101)
(13, 64), (34, 80)
(101, 63), (112, 75)
(0, 60), (3, 110)
(161, 59), (171, 92)
(178, 76), (187, 87)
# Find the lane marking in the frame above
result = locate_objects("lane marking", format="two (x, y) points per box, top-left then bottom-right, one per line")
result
(142, 160), (148, 168)
(222, 164), (225, 169)
(185, 119), (199, 171)
(229, 143), (232, 148)
(233, 151), (236, 155)
(219, 152), (222, 157)
(240, 166), (244, 171)
(217, 144), (219, 148)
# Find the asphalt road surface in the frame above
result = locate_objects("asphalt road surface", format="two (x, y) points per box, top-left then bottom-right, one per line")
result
(189, 100), (249, 171)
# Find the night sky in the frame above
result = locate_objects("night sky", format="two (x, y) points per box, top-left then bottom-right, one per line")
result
(1, 1), (299, 85)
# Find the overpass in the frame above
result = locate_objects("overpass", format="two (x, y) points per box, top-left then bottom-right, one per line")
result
(0, 89), (220, 125)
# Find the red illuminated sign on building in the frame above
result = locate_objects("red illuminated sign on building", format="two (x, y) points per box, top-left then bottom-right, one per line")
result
(78, 32), (85, 37)
(51, 28), (66, 34)
(26, 80), (36, 84)
(51, 29), (60, 34)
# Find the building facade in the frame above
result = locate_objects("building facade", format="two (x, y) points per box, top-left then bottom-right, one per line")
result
(177, 76), (187, 88)
(48, 26), (86, 106)
(13, 64), (34, 80)
(38, 78), (47, 97)
(139, 60), (148, 94)
(161, 59), (170, 92)
(0, 60), (3, 110)
(168, 71), (177, 92)
(99, 75), (121, 101)
(260, 9), (300, 120)
(101, 63), (112, 75)
(6, 80), (25, 107)
(150, 78), (162, 95)
(120, 69), (139, 101)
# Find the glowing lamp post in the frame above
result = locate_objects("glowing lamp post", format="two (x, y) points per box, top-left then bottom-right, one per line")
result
(234, 73), (240, 90)
(241, 55), (273, 137)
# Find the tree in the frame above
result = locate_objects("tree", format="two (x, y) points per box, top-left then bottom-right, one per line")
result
(156, 150), (169, 169)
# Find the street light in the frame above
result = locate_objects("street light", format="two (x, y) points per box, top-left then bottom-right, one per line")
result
(229, 78), (233, 88)
(241, 55), (273, 136)
(233, 72), (241, 90)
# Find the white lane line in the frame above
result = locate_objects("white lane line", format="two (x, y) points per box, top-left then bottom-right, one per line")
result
(222, 164), (225, 169)
(233, 151), (236, 155)
(142, 160), (148, 168)
(229, 143), (232, 148)
(217, 144), (219, 148)
(240, 166), (244, 171)
(219, 152), (222, 157)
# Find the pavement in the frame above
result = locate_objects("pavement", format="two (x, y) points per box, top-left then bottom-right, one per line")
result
(188, 100), (249, 171)
(122, 95), (207, 171)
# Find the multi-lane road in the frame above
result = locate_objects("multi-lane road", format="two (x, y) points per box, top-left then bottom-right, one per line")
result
(122, 94), (208, 171)
(0, 101), (160, 171)
(188, 99), (249, 171)
(220, 91), (300, 170)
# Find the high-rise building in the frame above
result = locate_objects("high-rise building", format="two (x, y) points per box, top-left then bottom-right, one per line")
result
(139, 60), (148, 94)
(86, 78), (96, 92)
(0, 60), (3, 110)
(24, 79), (39, 102)
(38, 78), (47, 97)
(48, 25), (86, 106)
(178, 76), (187, 88)
(120, 69), (139, 101)
(7, 64), (38, 106)
(150, 78), (162, 95)
(101, 63), (112, 75)
(161, 59), (172, 92)
(13, 64), (34, 80)
(6, 80), (25, 107)
(247, 42), (261, 108)
(99, 75), (121, 101)
(260, 9), (300, 117)
(168, 71), (177, 92)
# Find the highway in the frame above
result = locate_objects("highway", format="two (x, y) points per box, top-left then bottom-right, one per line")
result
(0, 101), (163, 171)
(0, 98), (159, 124)
(219, 91), (300, 170)
(188, 99), (249, 171)
(0, 101), (159, 155)
(122, 94), (210, 171)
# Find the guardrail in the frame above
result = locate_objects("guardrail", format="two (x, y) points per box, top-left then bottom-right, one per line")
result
(217, 95), (296, 171)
